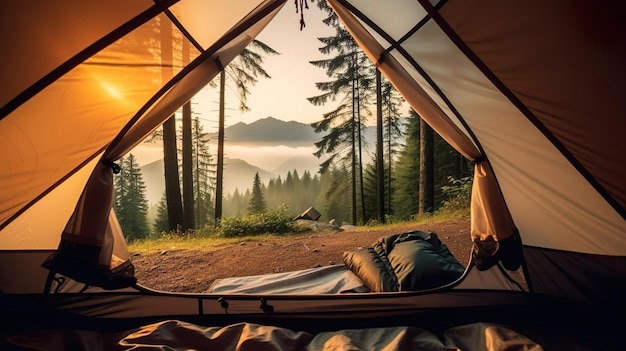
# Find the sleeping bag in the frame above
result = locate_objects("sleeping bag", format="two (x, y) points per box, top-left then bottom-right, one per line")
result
(343, 230), (465, 292)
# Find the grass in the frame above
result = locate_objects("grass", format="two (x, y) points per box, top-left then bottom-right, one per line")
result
(128, 233), (275, 254)
(128, 209), (469, 255)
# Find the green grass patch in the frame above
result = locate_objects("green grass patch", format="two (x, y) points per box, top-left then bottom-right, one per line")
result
(361, 209), (468, 232)
(128, 232), (275, 254)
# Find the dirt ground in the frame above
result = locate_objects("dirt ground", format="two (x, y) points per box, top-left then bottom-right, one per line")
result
(131, 218), (472, 293)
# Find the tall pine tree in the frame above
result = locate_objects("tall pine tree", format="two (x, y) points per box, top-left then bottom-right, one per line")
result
(114, 154), (150, 240)
(309, 2), (374, 224)
(247, 172), (267, 214)
(192, 117), (215, 228)
(393, 109), (421, 220)
(213, 40), (279, 221)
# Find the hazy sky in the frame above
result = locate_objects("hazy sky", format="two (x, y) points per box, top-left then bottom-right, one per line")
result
(195, 4), (336, 129)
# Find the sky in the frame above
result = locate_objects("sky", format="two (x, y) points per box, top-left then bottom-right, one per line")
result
(194, 4), (336, 129)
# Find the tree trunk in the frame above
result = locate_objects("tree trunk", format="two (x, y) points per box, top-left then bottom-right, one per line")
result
(163, 116), (184, 232)
(160, 14), (183, 232)
(419, 118), (434, 215)
(357, 74), (365, 224)
(375, 69), (385, 223)
(182, 40), (194, 231)
(350, 67), (357, 225)
(215, 69), (226, 222)
(387, 106), (393, 215)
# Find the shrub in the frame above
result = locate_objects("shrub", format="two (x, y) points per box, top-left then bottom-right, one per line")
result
(439, 176), (472, 214)
(221, 205), (309, 237)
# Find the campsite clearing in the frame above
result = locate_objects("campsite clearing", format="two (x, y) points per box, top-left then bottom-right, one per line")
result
(132, 218), (472, 293)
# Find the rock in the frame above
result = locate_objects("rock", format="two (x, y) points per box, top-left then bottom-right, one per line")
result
(312, 263), (321, 268)
(295, 219), (340, 231)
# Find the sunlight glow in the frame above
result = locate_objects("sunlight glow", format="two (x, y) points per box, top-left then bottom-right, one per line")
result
(101, 82), (123, 99)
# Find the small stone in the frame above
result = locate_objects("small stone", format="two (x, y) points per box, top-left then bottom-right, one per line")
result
(328, 261), (336, 265)
(312, 248), (319, 252)
(240, 242), (246, 245)
(160, 250), (167, 255)
(312, 263), (321, 268)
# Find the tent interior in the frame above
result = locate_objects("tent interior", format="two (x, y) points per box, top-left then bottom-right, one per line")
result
(1, 0), (624, 350)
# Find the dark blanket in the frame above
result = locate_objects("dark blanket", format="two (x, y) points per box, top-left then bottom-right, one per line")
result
(343, 230), (465, 292)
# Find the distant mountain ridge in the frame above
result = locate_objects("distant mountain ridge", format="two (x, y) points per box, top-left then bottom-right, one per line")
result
(140, 157), (274, 205)
(210, 116), (378, 146)
(210, 116), (319, 146)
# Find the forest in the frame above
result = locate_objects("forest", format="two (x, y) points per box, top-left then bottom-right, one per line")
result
(113, 2), (473, 241)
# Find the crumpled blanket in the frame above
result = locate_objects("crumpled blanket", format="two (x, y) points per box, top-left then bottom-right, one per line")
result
(5, 320), (544, 351)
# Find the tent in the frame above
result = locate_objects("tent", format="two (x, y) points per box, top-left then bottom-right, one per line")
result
(1, 0), (624, 349)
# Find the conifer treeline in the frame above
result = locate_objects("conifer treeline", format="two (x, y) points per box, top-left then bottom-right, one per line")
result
(219, 110), (472, 226)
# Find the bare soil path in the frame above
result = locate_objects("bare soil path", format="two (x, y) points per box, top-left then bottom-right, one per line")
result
(131, 218), (471, 293)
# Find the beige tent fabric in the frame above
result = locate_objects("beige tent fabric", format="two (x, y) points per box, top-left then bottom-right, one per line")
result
(328, 0), (517, 251)
(0, 0), (154, 109)
(438, 1), (626, 210)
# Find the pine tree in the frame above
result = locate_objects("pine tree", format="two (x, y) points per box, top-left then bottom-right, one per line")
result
(247, 172), (267, 214)
(160, 14), (184, 232)
(419, 118), (434, 214)
(309, 4), (374, 224)
(192, 117), (215, 228)
(393, 109), (421, 220)
(213, 40), (279, 221)
(153, 193), (169, 233)
(181, 39), (194, 232)
(114, 154), (150, 240)
(381, 76), (405, 215)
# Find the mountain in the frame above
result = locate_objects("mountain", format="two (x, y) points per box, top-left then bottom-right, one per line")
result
(222, 158), (274, 195)
(210, 116), (381, 147)
(140, 158), (165, 205)
(210, 116), (319, 146)
(271, 154), (320, 176)
(139, 157), (274, 205)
